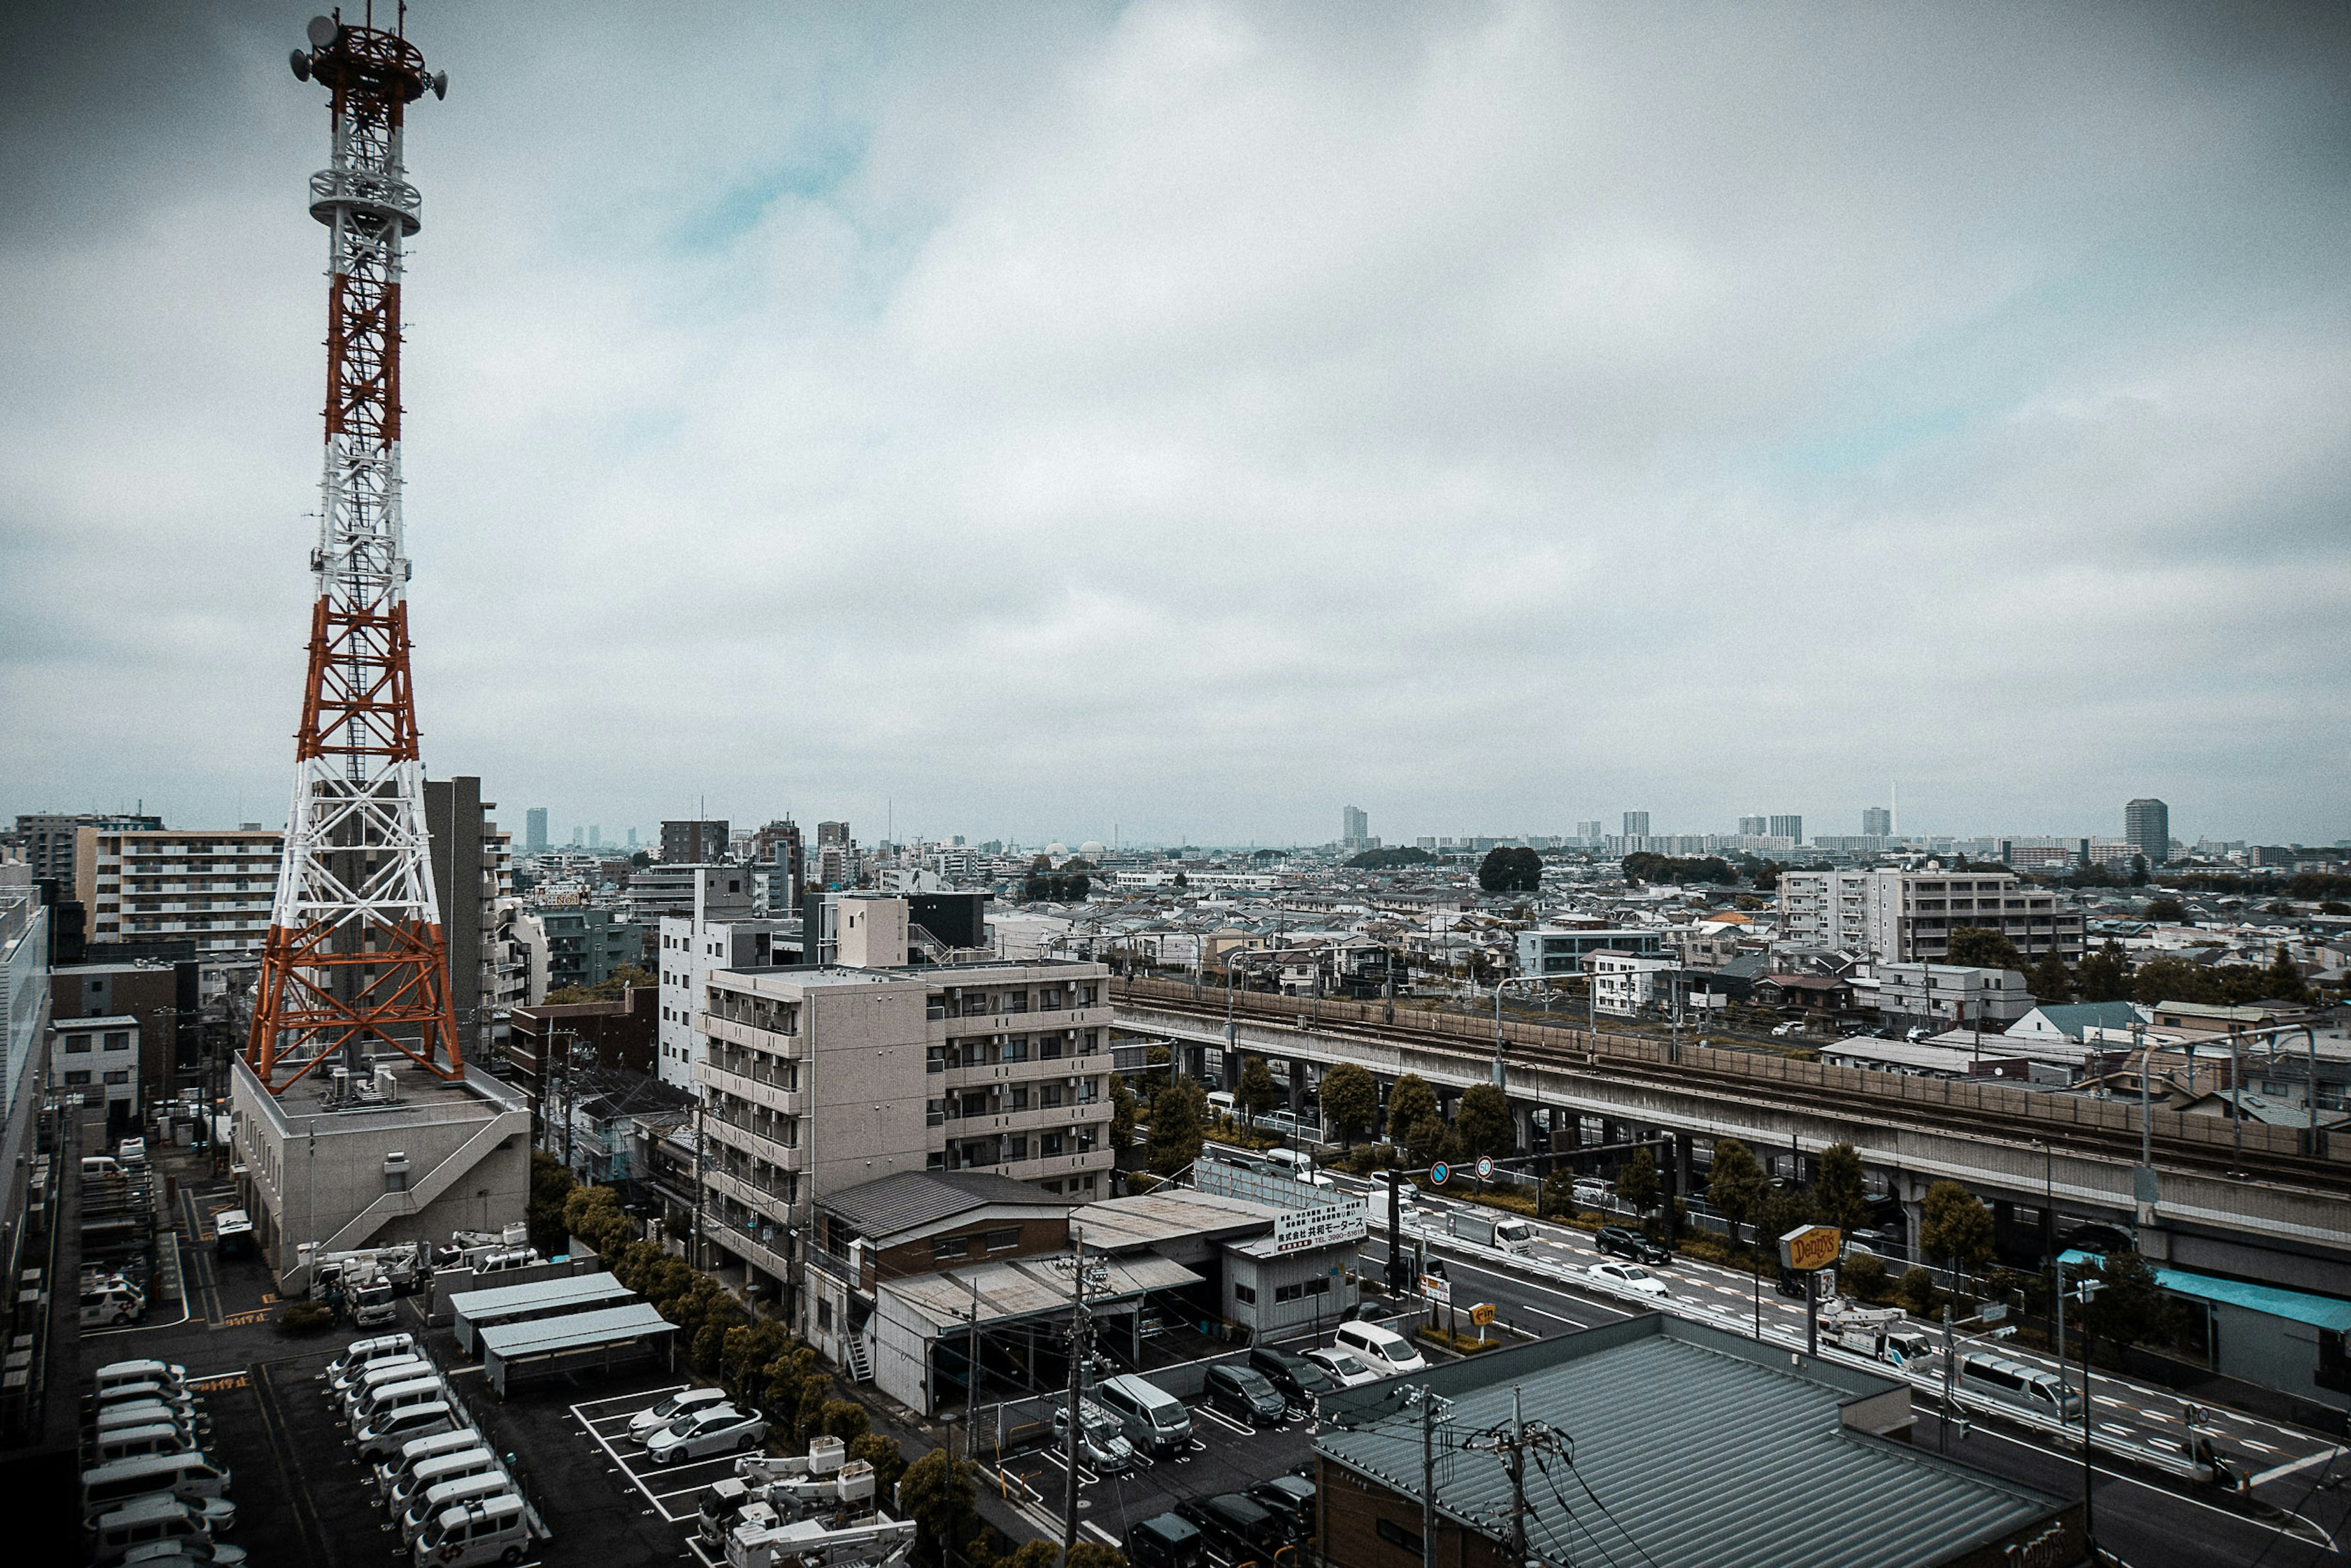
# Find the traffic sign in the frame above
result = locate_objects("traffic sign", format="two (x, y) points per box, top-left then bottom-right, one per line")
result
(1475, 1156), (1494, 1180)
(1469, 1302), (1496, 1327)
(1420, 1273), (1452, 1305)
(1430, 1162), (1450, 1185)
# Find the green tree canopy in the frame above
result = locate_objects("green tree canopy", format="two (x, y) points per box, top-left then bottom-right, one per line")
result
(1617, 1147), (1660, 1220)
(2140, 896), (2188, 923)
(898, 1449), (977, 1567)
(1318, 1063), (1378, 1145)
(1065, 1545), (1127, 1568)
(1386, 1074), (1438, 1141)
(1705, 1138), (1767, 1242)
(1109, 1078), (1136, 1152)
(2263, 947), (2312, 1004)
(2077, 1251), (2183, 1365)
(1146, 1076), (1207, 1175)
(1477, 846), (1544, 894)
(1944, 927), (2025, 971)
(2076, 939), (2132, 1003)
(2029, 947), (2075, 1006)
(1621, 852), (1738, 886)
(1921, 1180), (1995, 1274)
(1812, 1142), (1872, 1233)
(1349, 847), (1435, 869)
(1454, 1083), (1513, 1160)
(1236, 1057), (1280, 1122)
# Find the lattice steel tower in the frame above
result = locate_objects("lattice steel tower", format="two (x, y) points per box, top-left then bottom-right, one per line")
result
(247, 12), (457, 1095)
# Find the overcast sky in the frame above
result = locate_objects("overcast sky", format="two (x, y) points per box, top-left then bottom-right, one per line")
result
(4, 2), (2346, 850)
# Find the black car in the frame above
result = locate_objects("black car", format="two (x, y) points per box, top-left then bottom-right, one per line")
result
(1247, 1475), (1316, 1541)
(1176, 1494), (1290, 1561)
(1127, 1513), (1206, 1568)
(1595, 1226), (1670, 1266)
(1247, 1346), (1337, 1405)
(1203, 1364), (1289, 1426)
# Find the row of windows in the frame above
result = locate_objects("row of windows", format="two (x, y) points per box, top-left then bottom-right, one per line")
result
(1231, 1275), (1333, 1306)
(62, 1032), (132, 1053)
(932, 1227), (1024, 1262)
(61, 1070), (130, 1086)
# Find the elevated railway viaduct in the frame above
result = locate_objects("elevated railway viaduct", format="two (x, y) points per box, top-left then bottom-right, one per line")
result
(1112, 977), (2351, 1295)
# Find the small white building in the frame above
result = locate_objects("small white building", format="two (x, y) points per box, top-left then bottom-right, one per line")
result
(53, 1015), (142, 1115)
(1589, 951), (1678, 1016)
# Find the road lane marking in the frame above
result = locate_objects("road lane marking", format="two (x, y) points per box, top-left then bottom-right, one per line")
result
(2248, 1445), (2345, 1489)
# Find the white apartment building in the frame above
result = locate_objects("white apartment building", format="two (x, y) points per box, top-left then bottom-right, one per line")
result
(691, 895), (1115, 1318)
(1588, 950), (1678, 1016)
(1877, 964), (2036, 1029)
(1859, 869), (2083, 964)
(654, 866), (795, 1089)
(1778, 870), (1872, 952)
(52, 1015), (142, 1115)
(76, 826), (284, 955)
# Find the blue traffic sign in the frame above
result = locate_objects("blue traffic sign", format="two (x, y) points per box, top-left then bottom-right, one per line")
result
(1430, 1162), (1450, 1185)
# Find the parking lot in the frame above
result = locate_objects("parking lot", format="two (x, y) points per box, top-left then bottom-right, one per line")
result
(986, 1389), (1315, 1552)
(570, 1385), (746, 1546)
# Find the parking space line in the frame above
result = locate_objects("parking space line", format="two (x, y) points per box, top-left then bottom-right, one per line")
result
(1194, 1406), (1254, 1436)
(570, 1392), (708, 1524)
(1084, 1523), (1120, 1547)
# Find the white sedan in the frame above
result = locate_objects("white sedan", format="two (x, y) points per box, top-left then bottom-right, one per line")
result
(647, 1405), (770, 1466)
(629, 1386), (733, 1442)
(1584, 1261), (1671, 1299)
(1302, 1349), (1384, 1390)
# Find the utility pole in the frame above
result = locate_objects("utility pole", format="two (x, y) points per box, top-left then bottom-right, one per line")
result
(1461, 1385), (1562, 1568)
(965, 1270), (983, 1465)
(1419, 1386), (1439, 1568)
(1062, 1226), (1097, 1553)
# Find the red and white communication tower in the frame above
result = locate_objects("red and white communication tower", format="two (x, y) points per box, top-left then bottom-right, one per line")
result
(247, 12), (457, 1095)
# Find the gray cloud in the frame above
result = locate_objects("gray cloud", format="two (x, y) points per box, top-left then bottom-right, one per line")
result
(4, 1), (2347, 846)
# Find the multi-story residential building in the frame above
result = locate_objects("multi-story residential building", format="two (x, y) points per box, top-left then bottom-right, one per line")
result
(50, 959), (193, 1109)
(1341, 805), (1368, 847)
(1517, 928), (1668, 977)
(426, 778), (539, 1060)
(1738, 816), (1768, 836)
(2126, 798), (2171, 866)
(1587, 950), (1677, 1016)
(1777, 870), (1873, 952)
(7, 811), (163, 884)
(662, 819), (730, 865)
(630, 860), (722, 923)
(817, 821), (851, 850)
(525, 807), (549, 854)
(2, 864), (53, 1126)
(1622, 811), (1651, 839)
(542, 907), (645, 991)
(751, 820), (804, 910)
(51, 1014), (141, 1123)
(1768, 814), (1804, 843)
(74, 825), (283, 956)
(1575, 820), (1603, 843)
(1859, 869), (2083, 964)
(692, 897), (1115, 1310)
(1877, 963), (2036, 1031)
(654, 868), (795, 1088)
(1862, 806), (1893, 838)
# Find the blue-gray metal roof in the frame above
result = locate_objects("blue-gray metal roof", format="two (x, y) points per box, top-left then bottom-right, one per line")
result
(1318, 1317), (2065, 1568)
(448, 1270), (631, 1323)
(476, 1302), (675, 1360)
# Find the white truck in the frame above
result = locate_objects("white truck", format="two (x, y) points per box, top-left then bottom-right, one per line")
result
(706, 1439), (873, 1543)
(1446, 1209), (1537, 1255)
(723, 1454), (913, 1568)
(306, 1242), (424, 1302)
(1821, 1301), (1931, 1367)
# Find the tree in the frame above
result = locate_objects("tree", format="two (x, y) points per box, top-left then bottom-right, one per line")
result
(1401, 1112), (1447, 1168)
(1006, 1542), (1062, 1568)
(2263, 946), (2312, 1004)
(1944, 927), (2025, 972)
(1172, 872), (1188, 890)
(1385, 1075), (1438, 1144)
(527, 1149), (577, 1254)
(847, 1433), (906, 1499)
(1349, 847), (1436, 869)
(629, 849), (651, 868)
(2129, 854), (2151, 886)
(1064, 1545), (1126, 1568)
(1236, 1057), (1279, 1123)
(2076, 939), (2132, 1003)
(2140, 896), (2188, 923)
(899, 1449), (977, 1567)
(1455, 1084), (1513, 1160)
(1146, 1076), (1206, 1175)
(1318, 1063), (1378, 1146)
(1812, 1142), (1872, 1233)
(1755, 1182), (1816, 1247)
(1750, 861), (1780, 892)
(2029, 947), (2075, 1007)
(1617, 1147), (1660, 1225)
(1705, 1138), (1767, 1245)
(1477, 846), (1543, 894)
(1109, 1079), (1136, 1152)
(2077, 1251), (2181, 1367)
(2132, 955), (2216, 1007)
(1920, 1180), (1995, 1278)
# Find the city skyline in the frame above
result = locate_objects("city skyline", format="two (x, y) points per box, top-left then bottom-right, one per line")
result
(5, 5), (2348, 847)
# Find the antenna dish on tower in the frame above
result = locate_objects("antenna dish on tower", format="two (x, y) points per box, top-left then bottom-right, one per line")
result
(430, 70), (448, 100)
(289, 49), (312, 81)
(306, 16), (339, 50)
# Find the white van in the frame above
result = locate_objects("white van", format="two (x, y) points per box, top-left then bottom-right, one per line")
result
(97, 1400), (209, 1446)
(351, 1376), (451, 1434)
(411, 1491), (529, 1567)
(331, 1333), (421, 1389)
(99, 1383), (203, 1427)
(342, 1358), (435, 1420)
(391, 1446), (500, 1514)
(1334, 1321), (1429, 1379)
(96, 1423), (203, 1465)
(81, 1452), (234, 1522)
(358, 1401), (460, 1463)
(401, 1472), (515, 1546)
(83, 1280), (147, 1328)
(96, 1360), (188, 1400)
(1094, 1373), (1192, 1458)
(375, 1427), (488, 1498)
(84, 1155), (126, 1181)
(89, 1495), (249, 1568)
(1205, 1091), (1237, 1118)
(1264, 1149), (1310, 1178)
(1958, 1352), (2083, 1422)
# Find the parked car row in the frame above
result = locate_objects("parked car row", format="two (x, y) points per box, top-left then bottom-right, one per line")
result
(624, 1384), (770, 1466)
(80, 1359), (243, 1568)
(326, 1333), (531, 1565)
(1164, 1467), (1318, 1568)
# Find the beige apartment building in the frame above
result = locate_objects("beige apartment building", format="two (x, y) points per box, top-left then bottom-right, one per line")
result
(691, 895), (1114, 1316)
(1859, 869), (2083, 964)
(75, 826), (284, 955)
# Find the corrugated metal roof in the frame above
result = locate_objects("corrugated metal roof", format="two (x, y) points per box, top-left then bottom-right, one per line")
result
(1073, 1190), (1283, 1250)
(883, 1253), (1201, 1332)
(822, 1170), (1073, 1238)
(1318, 1318), (2063, 1568)
(447, 1271), (631, 1322)
(477, 1302), (677, 1359)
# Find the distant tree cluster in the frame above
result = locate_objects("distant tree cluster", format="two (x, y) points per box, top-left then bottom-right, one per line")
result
(1349, 846), (1436, 869)
(2160, 871), (2351, 900)
(1022, 873), (1090, 903)
(1477, 846), (1543, 893)
(1621, 852), (1738, 887)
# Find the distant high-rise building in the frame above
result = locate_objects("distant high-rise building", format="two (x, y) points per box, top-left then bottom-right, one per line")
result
(751, 819), (805, 910)
(1738, 816), (1768, 837)
(588, 825), (602, 850)
(525, 807), (549, 854)
(1575, 820), (1603, 842)
(1769, 815), (1803, 843)
(661, 819), (731, 864)
(817, 820), (850, 849)
(7, 811), (165, 883)
(1341, 805), (1368, 845)
(2125, 798), (2170, 866)
(1622, 812), (1650, 839)
(570, 825), (584, 847)
(1861, 806), (1892, 838)
(626, 827), (638, 849)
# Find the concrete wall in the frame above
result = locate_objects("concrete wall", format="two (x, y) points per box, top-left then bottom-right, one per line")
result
(808, 983), (934, 1201)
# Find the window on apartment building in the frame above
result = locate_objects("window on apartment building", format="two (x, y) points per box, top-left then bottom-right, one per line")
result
(817, 1299), (834, 1331)
(103, 1071), (129, 1086)
(1041, 1084), (1064, 1109)
(1041, 1132), (1063, 1157)
(961, 1093), (989, 1117)
(1233, 1283), (1257, 1305)
(1082, 1030), (1100, 1052)
(1008, 1136), (1028, 1158)
(932, 1234), (977, 1263)
(927, 1151), (947, 1170)
(1076, 1078), (1098, 1103)
(64, 1036), (91, 1053)
(1008, 1086), (1029, 1111)
(927, 1046), (949, 1073)
(1000, 1037), (1029, 1063)
(1039, 1037), (1064, 1061)
(104, 1032), (129, 1051)
(64, 1070), (92, 1086)
(986, 1228), (1020, 1252)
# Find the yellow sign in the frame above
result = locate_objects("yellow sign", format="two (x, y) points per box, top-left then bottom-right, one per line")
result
(1779, 1225), (1842, 1274)
(1469, 1302), (1497, 1327)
